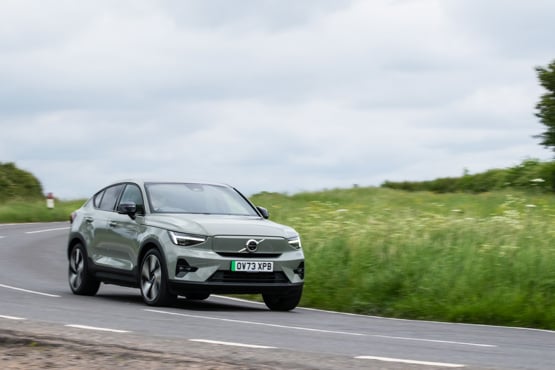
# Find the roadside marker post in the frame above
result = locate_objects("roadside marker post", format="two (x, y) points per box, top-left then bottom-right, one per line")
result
(46, 192), (55, 209)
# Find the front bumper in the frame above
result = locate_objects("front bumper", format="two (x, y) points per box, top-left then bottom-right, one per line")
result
(162, 235), (305, 295)
(168, 279), (304, 295)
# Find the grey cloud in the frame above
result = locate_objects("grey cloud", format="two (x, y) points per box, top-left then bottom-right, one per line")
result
(159, 0), (353, 32)
(1, 0), (553, 199)
(443, 0), (555, 58)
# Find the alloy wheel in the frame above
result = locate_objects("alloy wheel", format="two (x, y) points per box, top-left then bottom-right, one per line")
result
(69, 247), (84, 290)
(141, 254), (162, 302)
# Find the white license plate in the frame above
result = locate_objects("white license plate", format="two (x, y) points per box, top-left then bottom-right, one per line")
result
(231, 261), (274, 272)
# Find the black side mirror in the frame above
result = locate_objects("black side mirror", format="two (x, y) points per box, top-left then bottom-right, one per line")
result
(256, 206), (269, 219)
(118, 202), (137, 219)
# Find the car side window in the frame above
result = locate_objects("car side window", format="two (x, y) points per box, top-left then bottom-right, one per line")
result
(99, 184), (124, 211)
(93, 190), (105, 208)
(119, 184), (144, 211)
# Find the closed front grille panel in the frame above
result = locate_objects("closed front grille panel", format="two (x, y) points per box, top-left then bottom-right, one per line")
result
(208, 271), (289, 284)
(212, 236), (287, 254)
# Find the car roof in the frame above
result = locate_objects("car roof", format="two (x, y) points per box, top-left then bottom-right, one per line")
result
(108, 179), (232, 188)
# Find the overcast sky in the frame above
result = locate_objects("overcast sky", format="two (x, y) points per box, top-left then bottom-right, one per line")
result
(1, 0), (554, 199)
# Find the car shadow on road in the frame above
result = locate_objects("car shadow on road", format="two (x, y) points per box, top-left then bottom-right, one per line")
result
(95, 293), (268, 312)
(174, 297), (267, 312)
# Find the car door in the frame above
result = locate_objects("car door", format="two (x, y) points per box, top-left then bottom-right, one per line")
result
(89, 183), (125, 269)
(102, 183), (145, 272)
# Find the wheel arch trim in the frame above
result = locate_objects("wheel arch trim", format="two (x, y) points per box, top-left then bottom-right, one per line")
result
(67, 232), (87, 259)
(137, 238), (169, 284)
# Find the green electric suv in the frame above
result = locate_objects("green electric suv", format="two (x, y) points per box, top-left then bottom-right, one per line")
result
(67, 180), (304, 311)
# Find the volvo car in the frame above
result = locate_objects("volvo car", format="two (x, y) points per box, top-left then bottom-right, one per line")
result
(67, 180), (304, 311)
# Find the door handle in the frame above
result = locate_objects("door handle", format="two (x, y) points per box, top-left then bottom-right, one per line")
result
(109, 221), (118, 227)
(85, 217), (94, 223)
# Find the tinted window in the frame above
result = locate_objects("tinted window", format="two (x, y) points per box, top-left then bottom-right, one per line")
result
(93, 190), (104, 208)
(99, 184), (124, 211)
(119, 184), (144, 210)
(145, 183), (258, 216)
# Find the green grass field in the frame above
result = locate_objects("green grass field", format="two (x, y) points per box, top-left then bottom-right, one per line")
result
(2, 188), (554, 329)
(251, 188), (555, 329)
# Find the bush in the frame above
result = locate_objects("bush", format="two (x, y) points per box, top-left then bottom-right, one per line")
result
(0, 162), (44, 202)
(382, 159), (555, 193)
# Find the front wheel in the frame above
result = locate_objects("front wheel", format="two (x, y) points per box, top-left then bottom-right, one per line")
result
(140, 249), (176, 306)
(262, 287), (303, 311)
(68, 243), (100, 296)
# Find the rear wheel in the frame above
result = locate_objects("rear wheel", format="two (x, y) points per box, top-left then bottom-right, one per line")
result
(262, 287), (303, 311)
(68, 243), (100, 296)
(140, 249), (176, 306)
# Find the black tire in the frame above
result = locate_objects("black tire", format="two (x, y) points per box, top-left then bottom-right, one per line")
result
(140, 249), (177, 306)
(262, 287), (303, 311)
(68, 243), (100, 296)
(185, 292), (210, 301)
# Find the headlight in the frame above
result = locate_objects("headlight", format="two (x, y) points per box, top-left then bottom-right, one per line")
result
(169, 231), (206, 247)
(287, 236), (302, 249)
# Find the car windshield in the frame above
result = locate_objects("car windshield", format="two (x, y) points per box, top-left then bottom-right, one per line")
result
(145, 183), (259, 216)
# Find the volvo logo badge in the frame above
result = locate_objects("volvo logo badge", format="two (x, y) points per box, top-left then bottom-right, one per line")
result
(240, 239), (264, 253)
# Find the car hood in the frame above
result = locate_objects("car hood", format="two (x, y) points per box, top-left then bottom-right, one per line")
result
(145, 214), (297, 238)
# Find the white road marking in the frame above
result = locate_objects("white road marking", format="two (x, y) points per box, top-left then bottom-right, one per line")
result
(189, 339), (276, 349)
(299, 303), (555, 334)
(211, 296), (496, 348)
(0, 315), (25, 320)
(65, 324), (130, 333)
(373, 334), (496, 348)
(25, 227), (69, 234)
(0, 283), (61, 298)
(355, 356), (465, 368)
(145, 309), (364, 336)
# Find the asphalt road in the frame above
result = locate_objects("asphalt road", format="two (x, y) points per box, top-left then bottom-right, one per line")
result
(1, 222), (554, 369)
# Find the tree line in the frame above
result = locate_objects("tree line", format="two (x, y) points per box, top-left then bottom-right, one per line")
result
(382, 159), (555, 193)
(0, 162), (44, 202)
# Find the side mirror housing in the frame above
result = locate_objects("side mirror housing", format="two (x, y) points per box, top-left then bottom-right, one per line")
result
(118, 202), (138, 219)
(256, 206), (269, 219)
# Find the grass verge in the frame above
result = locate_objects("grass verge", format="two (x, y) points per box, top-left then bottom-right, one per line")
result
(0, 199), (85, 223)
